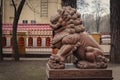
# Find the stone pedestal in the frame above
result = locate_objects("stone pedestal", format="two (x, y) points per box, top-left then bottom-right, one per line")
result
(46, 63), (113, 80)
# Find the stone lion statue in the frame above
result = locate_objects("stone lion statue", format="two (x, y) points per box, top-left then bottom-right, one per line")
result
(48, 6), (109, 69)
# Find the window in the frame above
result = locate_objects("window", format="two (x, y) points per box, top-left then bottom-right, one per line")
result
(31, 20), (36, 24)
(2, 37), (6, 47)
(28, 37), (33, 46)
(22, 20), (28, 24)
(37, 37), (42, 46)
(46, 37), (50, 46)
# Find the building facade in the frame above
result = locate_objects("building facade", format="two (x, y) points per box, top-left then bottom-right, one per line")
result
(2, 24), (53, 55)
(2, 0), (62, 55)
(3, 0), (61, 24)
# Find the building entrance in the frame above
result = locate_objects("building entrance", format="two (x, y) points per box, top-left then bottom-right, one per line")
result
(18, 32), (26, 56)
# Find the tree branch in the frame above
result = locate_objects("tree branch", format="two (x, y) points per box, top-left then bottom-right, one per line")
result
(11, 0), (17, 13)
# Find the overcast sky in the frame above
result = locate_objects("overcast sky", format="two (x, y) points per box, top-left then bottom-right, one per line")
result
(86, 0), (110, 4)
(77, 0), (110, 15)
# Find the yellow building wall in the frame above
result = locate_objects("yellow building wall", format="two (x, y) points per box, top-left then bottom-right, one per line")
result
(3, 0), (61, 24)
(90, 33), (100, 44)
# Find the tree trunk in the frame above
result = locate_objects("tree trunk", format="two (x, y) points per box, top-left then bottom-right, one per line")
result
(110, 0), (120, 63)
(96, 16), (101, 32)
(12, 0), (25, 61)
(61, 0), (77, 8)
(0, 0), (3, 61)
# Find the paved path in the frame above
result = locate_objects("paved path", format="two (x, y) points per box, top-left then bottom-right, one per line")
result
(0, 60), (120, 80)
(108, 63), (120, 80)
(0, 60), (47, 80)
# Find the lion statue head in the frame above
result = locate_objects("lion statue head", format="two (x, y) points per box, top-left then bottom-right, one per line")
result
(50, 6), (85, 34)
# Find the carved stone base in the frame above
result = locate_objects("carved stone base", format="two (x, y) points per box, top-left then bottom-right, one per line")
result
(46, 63), (113, 80)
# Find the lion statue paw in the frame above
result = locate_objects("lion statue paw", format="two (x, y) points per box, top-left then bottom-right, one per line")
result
(48, 54), (65, 69)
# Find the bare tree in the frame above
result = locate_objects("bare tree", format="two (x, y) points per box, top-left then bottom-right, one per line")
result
(77, 0), (89, 13)
(99, 14), (110, 32)
(92, 0), (108, 32)
(0, 0), (3, 61)
(77, 0), (89, 26)
(12, 0), (25, 61)
(84, 14), (96, 32)
(110, 0), (120, 63)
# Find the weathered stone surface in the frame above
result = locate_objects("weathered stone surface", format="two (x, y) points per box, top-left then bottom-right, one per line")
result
(48, 6), (109, 69)
(46, 63), (113, 80)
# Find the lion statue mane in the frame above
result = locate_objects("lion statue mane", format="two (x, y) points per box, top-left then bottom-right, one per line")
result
(48, 6), (109, 69)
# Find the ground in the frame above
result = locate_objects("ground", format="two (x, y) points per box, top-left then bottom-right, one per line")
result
(0, 60), (47, 80)
(0, 60), (120, 80)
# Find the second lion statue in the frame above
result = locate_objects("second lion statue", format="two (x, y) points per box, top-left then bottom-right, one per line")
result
(48, 6), (109, 69)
